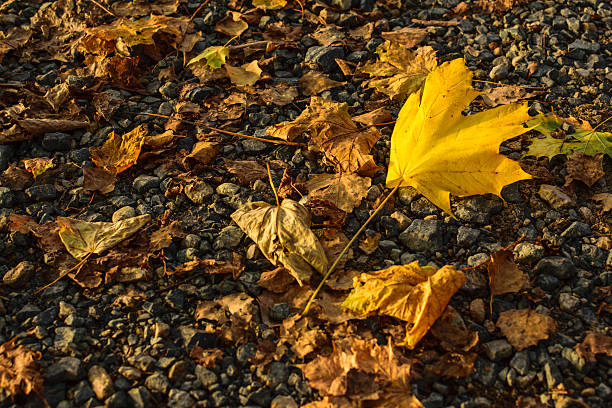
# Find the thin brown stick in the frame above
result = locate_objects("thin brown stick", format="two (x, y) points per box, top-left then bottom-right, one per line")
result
(90, 0), (117, 18)
(266, 163), (280, 207)
(229, 41), (269, 51)
(188, 0), (211, 23)
(134, 112), (303, 146)
(34, 252), (93, 295)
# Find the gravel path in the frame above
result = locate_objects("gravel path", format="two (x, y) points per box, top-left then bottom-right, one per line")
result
(0, 0), (611, 407)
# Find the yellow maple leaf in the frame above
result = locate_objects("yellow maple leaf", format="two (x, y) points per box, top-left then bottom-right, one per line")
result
(90, 125), (146, 174)
(225, 61), (262, 86)
(386, 59), (533, 216)
(23, 157), (54, 180)
(253, 0), (287, 10)
(187, 45), (229, 69)
(342, 262), (466, 349)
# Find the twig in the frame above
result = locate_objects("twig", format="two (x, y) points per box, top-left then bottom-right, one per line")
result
(134, 112), (303, 146)
(188, 0), (211, 23)
(472, 79), (546, 90)
(90, 0), (117, 18)
(302, 185), (400, 316)
(34, 252), (94, 295)
(267, 163), (280, 207)
(228, 41), (269, 51)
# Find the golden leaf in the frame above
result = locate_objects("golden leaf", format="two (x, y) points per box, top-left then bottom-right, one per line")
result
(90, 125), (146, 173)
(215, 12), (248, 37)
(253, 0), (287, 10)
(362, 42), (437, 101)
(386, 59), (533, 216)
(575, 332), (612, 363)
(187, 45), (229, 69)
(57, 214), (151, 260)
(298, 71), (344, 96)
(496, 309), (556, 351)
(23, 157), (54, 180)
(488, 249), (527, 297)
(231, 199), (328, 285)
(306, 173), (371, 213)
(342, 262), (466, 349)
(0, 337), (43, 400)
(226, 61), (262, 86)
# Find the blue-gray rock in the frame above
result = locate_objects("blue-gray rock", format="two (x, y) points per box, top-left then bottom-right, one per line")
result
(489, 63), (509, 80)
(106, 390), (132, 408)
(537, 274), (560, 291)
(422, 392), (444, 408)
(165, 289), (185, 310)
(42, 132), (74, 151)
(560, 221), (591, 239)
(16, 303), (41, 321)
(46, 357), (85, 382)
(241, 138), (268, 152)
(410, 197), (439, 217)
(269, 303), (290, 322)
(185, 87), (214, 103)
(132, 175), (160, 193)
(89, 365), (114, 400)
(484, 339), (513, 361)
(0, 145), (13, 171)
(66, 75), (92, 88)
(195, 366), (218, 389)
(26, 184), (57, 201)
(267, 361), (289, 386)
(159, 82), (178, 99)
(33, 307), (58, 326)
(535, 257), (576, 280)
(236, 343), (256, 364)
(305, 46), (345, 72)
(568, 39), (600, 52)
(178, 326), (217, 349)
(213, 226), (244, 250)
(3, 260), (35, 288)
(70, 380), (96, 406)
(456, 226), (481, 247)
(112, 206), (137, 222)
(216, 182), (240, 196)
(538, 185), (573, 209)
(399, 219), (446, 253)
(596, 383), (612, 400)
(510, 351), (530, 376)
(455, 196), (503, 224)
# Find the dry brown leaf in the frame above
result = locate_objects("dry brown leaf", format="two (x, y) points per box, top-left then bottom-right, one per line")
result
(565, 152), (604, 187)
(182, 141), (219, 167)
(306, 173), (370, 213)
(430, 306), (479, 352)
(477, 0), (528, 13)
(575, 332), (612, 362)
(111, 0), (180, 17)
(0, 164), (31, 190)
(259, 82), (298, 106)
(0, 337), (44, 401)
(215, 12), (248, 37)
(496, 309), (557, 351)
(231, 199), (328, 285)
(8, 214), (63, 253)
(195, 301), (228, 323)
(412, 18), (460, 27)
(426, 352), (477, 379)
(44, 83), (70, 112)
(15, 118), (89, 138)
(223, 159), (267, 185)
(0, 27), (31, 59)
(83, 167), (116, 194)
(257, 267), (295, 293)
(359, 233), (381, 255)
(310, 26), (346, 46)
(280, 315), (328, 359)
(592, 193), (612, 212)
(381, 27), (428, 47)
(298, 71), (344, 96)
(343, 262), (466, 349)
(189, 346), (224, 368)
(172, 255), (245, 279)
(481, 85), (541, 108)
(23, 158), (54, 180)
(488, 249), (527, 297)
(317, 228), (353, 275)
(90, 125), (146, 174)
(353, 108), (394, 127)
(149, 221), (185, 252)
(226, 61), (262, 86)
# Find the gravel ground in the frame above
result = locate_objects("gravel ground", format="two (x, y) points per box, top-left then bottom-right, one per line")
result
(0, 0), (611, 407)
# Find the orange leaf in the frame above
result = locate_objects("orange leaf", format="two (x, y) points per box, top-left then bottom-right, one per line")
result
(90, 125), (146, 174)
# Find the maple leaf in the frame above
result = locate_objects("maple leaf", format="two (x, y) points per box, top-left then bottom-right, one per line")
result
(481, 85), (541, 108)
(299, 71), (344, 96)
(488, 249), (527, 297)
(58, 215), (151, 260)
(268, 97), (381, 176)
(0, 337), (44, 401)
(386, 59), (533, 216)
(525, 114), (612, 159)
(380, 27), (428, 47)
(225, 61), (262, 86)
(362, 42), (437, 101)
(215, 11), (248, 37)
(496, 309), (557, 351)
(343, 262), (466, 349)
(575, 332), (612, 363)
(187, 45), (229, 69)
(90, 125), (146, 174)
(253, 0), (287, 10)
(83, 167), (116, 194)
(23, 157), (54, 180)
(306, 173), (371, 213)
(565, 152), (604, 187)
(231, 199), (328, 285)
(593, 193), (612, 212)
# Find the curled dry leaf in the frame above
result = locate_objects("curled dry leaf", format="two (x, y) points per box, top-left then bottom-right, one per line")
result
(488, 249), (527, 297)
(83, 167), (116, 194)
(215, 12), (248, 37)
(525, 114), (612, 159)
(481, 85), (541, 108)
(182, 141), (219, 167)
(575, 332), (612, 363)
(0, 337), (44, 401)
(231, 199), (328, 285)
(592, 193), (612, 212)
(426, 352), (477, 379)
(253, 0), (287, 10)
(149, 220), (185, 251)
(259, 82), (298, 106)
(44, 83), (70, 112)
(172, 255), (245, 279)
(90, 125), (146, 174)
(317, 228), (353, 275)
(189, 346), (224, 368)
(564, 152), (604, 187)
(298, 71), (344, 96)
(310, 26), (346, 46)
(362, 42), (437, 101)
(381, 27), (428, 47)
(343, 262), (466, 349)
(226, 61), (262, 86)
(353, 107), (394, 127)
(280, 315), (328, 359)
(23, 157), (54, 180)
(257, 267), (296, 293)
(111, 0), (180, 17)
(359, 232), (381, 255)
(306, 173), (370, 213)
(58, 214), (151, 260)
(386, 59), (532, 216)
(496, 309), (557, 351)
(223, 159), (267, 185)
(430, 306), (478, 352)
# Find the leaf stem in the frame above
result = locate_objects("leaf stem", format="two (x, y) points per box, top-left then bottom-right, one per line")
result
(33, 252), (93, 295)
(302, 184), (400, 316)
(266, 163), (280, 207)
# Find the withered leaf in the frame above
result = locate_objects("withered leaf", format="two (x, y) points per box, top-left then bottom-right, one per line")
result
(215, 12), (248, 37)
(592, 193), (612, 212)
(182, 141), (219, 167)
(430, 306), (479, 352)
(189, 346), (224, 368)
(481, 85), (541, 108)
(231, 199), (328, 285)
(90, 125), (146, 173)
(149, 221), (185, 252)
(226, 61), (262, 86)
(0, 337), (44, 400)
(58, 214), (151, 260)
(575, 332), (612, 363)
(496, 309), (557, 351)
(565, 152), (604, 187)
(381, 27), (428, 47)
(353, 107), (394, 127)
(343, 262), (466, 349)
(257, 267), (295, 293)
(260, 82), (298, 106)
(426, 352), (477, 379)
(306, 173), (370, 213)
(223, 159), (267, 185)
(298, 71), (344, 96)
(44, 83), (70, 112)
(488, 249), (527, 297)
(23, 158), (54, 180)
(15, 118), (89, 138)
(83, 167), (116, 194)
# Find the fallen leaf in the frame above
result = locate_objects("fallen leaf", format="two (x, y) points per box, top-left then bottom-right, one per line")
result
(257, 267), (296, 293)
(575, 332), (612, 363)
(149, 221), (185, 251)
(525, 114), (612, 159)
(299, 71), (344, 96)
(488, 249), (527, 297)
(353, 107), (394, 127)
(565, 152), (604, 187)
(189, 346), (224, 368)
(0, 27), (31, 60)
(11, 118), (89, 139)
(412, 18), (460, 27)
(187, 45), (229, 69)
(57, 214), (151, 260)
(0, 337), (44, 401)
(280, 315), (328, 358)
(253, 0), (287, 10)
(317, 228), (353, 275)
(83, 167), (116, 194)
(23, 158), (54, 180)
(426, 352), (477, 379)
(381, 27), (428, 47)
(310, 26), (346, 46)
(362, 42), (437, 101)
(306, 173), (371, 213)
(260, 82), (298, 106)
(0, 164), (31, 190)
(359, 232), (380, 255)
(44, 83), (70, 112)
(343, 262), (466, 349)
(496, 309), (557, 351)
(90, 125), (147, 174)
(215, 12), (248, 37)
(182, 141), (219, 167)
(430, 306), (479, 352)
(477, 0), (528, 13)
(231, 199), (328, 285)
(226, 61), (262, 86)
(481, 85), (541, 107)
(195, 301), (228, 323)
(111, 0), (180, 17)
(223, 159), (267, 185)
(386, 59), (532, 216)
(592, 193), (612, 212)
